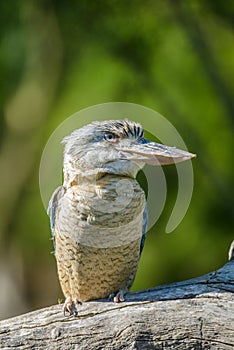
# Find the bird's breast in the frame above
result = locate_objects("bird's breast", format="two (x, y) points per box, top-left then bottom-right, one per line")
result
(56, 175), (146, 249)
(54, 175), (146, 300)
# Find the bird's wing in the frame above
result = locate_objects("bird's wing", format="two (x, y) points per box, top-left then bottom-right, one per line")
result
(47, 185), (66, 248)
(140, 204), (148, 256)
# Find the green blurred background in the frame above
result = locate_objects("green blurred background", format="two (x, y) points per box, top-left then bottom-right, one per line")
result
(0, 1), (234, 320)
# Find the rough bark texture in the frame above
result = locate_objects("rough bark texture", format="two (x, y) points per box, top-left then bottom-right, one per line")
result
(0, 244), (234, 350)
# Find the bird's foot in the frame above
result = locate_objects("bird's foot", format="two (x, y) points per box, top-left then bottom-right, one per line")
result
(63, 297), (82, 317)
(113, 289), (128, 303)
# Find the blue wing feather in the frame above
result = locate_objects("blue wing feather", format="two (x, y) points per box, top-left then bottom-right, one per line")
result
(140, 204), (148, 256)
(47, 185), (66, 248)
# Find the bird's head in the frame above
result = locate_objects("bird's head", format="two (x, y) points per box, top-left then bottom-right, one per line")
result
(62, 119), (195, 186)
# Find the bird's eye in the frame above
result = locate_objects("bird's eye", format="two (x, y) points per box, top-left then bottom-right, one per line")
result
(104, 133), (119, 142)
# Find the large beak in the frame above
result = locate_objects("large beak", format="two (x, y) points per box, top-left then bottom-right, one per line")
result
(118, 141), (196, 165)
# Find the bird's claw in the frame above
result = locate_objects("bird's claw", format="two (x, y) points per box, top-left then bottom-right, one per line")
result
(63, 297), (81, 317)
(113, 289), (127, 303)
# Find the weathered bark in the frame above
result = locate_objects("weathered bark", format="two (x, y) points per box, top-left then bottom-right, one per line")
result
(0, 242), (234, 350)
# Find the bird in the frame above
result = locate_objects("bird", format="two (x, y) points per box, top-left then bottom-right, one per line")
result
(47, 119), (195, 316)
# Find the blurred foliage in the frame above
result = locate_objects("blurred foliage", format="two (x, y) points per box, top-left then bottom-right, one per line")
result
(0, 0), (233, 319)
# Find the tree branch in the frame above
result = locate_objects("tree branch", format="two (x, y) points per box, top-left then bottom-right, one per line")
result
(0, 242), (234, 349)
